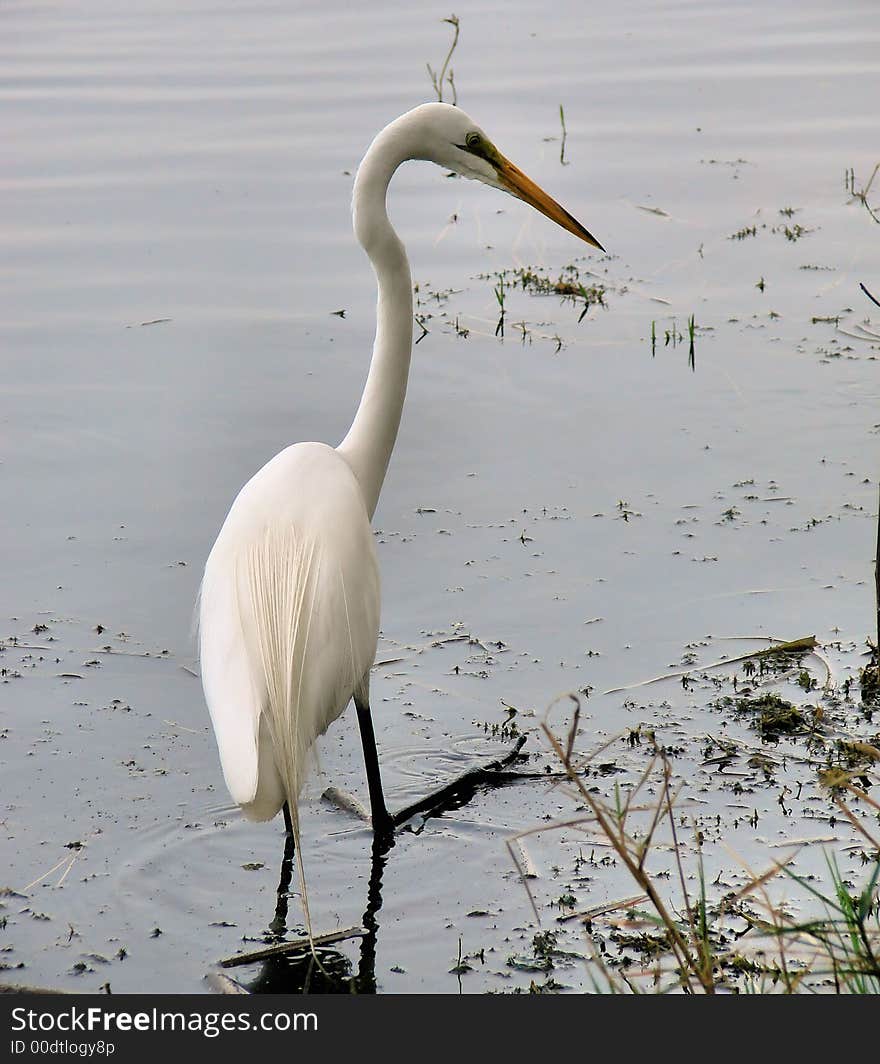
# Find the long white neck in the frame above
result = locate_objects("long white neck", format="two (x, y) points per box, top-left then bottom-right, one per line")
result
(337, 122), (414, 521)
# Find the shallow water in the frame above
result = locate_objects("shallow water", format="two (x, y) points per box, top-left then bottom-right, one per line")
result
(2, 0), (879, 993)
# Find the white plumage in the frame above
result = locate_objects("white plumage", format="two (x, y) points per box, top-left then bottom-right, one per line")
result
(200, 443), (379, 821)
(197, 104), (602, 931)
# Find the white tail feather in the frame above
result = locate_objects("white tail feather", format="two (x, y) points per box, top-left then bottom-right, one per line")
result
(234, 526), (368, 948)
(200, 443), (381, 952)
(238, 528), (321, 942)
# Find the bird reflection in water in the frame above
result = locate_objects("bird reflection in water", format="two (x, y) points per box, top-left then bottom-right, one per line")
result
(241, 831), (393, 994)
(228, 735), (529, 993)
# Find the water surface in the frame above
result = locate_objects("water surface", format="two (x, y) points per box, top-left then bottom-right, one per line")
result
(2, 0), (879, 992)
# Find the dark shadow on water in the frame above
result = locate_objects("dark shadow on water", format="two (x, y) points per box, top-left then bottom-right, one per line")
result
(237, 739), (528, 993)
(242, 830), (394, 995)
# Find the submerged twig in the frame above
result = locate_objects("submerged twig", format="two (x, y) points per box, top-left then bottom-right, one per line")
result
(555, 893), (649, 925)
(219, 926), (366, 968)
(603, 635), (818, 695)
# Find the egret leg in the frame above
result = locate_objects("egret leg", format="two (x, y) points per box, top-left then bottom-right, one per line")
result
(354, 830), (394, 993)
(282, 800), (294, 837)
(353, 691), (394, 838)
(268, 829), (296, 942)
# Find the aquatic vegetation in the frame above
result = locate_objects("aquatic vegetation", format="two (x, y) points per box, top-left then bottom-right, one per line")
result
(426, 15), (460, 104)
(516, 696), (880, 993)
(846, 164), (880, 225)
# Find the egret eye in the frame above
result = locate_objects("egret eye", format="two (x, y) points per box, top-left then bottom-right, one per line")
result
(465, 132), (482, 150)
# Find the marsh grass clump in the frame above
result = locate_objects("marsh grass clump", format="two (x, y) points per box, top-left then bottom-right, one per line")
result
(730, 224), (757, 240)
(737, 691), (806, 738)
(860, 659), (880, 707)
(774, 854), (880, 994)
(774, 222), (813, 242)
(729, 216), (814, 243)
(738, 638), (817, 680)
(512, 696), (880, 993)
(507, 929), (581, 977)
(648, 315), (699, 368)
(505, 264), (606, 323)
(473, 712), (520, 741)
(515, 265), (604, 302)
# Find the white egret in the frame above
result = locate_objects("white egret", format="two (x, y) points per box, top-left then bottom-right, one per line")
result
(199, 103), (603, 928)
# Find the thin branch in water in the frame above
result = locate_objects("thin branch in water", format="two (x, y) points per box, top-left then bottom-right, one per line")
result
(219, 926), (366, 969)
(603, 634), (818, 695)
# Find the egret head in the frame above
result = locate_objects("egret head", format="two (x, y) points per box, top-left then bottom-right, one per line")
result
(411, 102), (605, 252)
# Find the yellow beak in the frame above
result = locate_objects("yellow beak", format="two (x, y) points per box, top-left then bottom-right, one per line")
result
(496, 155), (605, 252)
